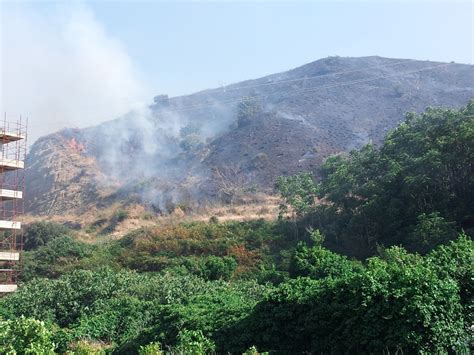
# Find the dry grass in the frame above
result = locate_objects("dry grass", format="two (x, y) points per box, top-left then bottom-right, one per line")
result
(22, 194), (281, 243)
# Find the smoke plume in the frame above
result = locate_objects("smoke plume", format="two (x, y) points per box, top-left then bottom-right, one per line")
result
(0, 2), (148, 143)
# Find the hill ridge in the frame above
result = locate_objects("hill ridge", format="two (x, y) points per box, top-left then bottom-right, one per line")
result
(25, 56), (474, 215)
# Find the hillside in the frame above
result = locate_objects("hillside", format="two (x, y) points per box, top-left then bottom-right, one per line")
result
(3, 103), (473, 353)
(25, 56), (474, 215)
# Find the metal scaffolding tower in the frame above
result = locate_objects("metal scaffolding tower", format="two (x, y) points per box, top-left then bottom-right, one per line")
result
(0, 116), (27, 294)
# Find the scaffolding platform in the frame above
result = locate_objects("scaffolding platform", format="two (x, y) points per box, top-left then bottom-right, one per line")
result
(0, 284), (18, 293)
(0, 130), (25, 144)
(0, 159), (24, 171)
(0, 252), (20, 261)
(0, 189), (23, 201)
(0, 220), (21, 230)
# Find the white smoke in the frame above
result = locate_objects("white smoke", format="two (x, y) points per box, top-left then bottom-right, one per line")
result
(0, 2), (149, 144)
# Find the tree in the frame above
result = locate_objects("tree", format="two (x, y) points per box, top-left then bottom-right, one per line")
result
(202, 256), (237, 281)
(23, 222), (71, 251)
(242, 246), (467, 353)
(275, 172), (318, 218)
(289, 236), (359, 279)
(406, 212), (457, 254)
(277, 102), (474, 256)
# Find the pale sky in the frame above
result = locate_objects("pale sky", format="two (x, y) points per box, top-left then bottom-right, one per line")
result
(1, 0), (473, 142)
(87, 0), (474, 96)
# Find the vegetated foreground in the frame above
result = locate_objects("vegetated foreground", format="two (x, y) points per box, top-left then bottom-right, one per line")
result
(1, 102), (473, 354)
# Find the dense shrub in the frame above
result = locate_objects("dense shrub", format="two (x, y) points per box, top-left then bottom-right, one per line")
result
(72, 296), (158, 346)
(1, 269), (143, 326)
(427, 234), (474, 334)
(23, 221), (71, 251)
(406, 211), (458, 254)
(202, 256), (238, 280)
(21, 236), (94, 281)
(174, 329), (215, 354)
(276, 102), (474, 257)
(0, 268), (270, 352)
(239, 246), (468, 353)
(117, 220), (286, 275)
(139, 342), (163, 355)
(0, 235), (471, 353)
(289, 242), (360, 279)
(0, 316), (55, 354)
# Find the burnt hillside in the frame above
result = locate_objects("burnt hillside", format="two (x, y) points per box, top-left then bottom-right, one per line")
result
(26, 56), (474, 215)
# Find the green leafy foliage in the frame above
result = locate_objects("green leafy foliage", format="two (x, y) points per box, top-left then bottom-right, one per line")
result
(139, 342), (163, 355)
(427, 234), (474, 334)
(289, 240), (360, 279)
(242, 345), (269, 355)
(202, 256), (238, 280)
(0, 316), (55, 354)
(0, 268), (269, 353)
(174, 329), (215, 354)
(0, 236), (471, 354)
(21, 236), (94, 281)
(407, 211), (458, 254)
(114, 209), (129, 222)
(241, 245), (468, 353)
(23, 221), (71, 251)
(116, 220), (289, 278)
(275, 172), (318, 218)
(277, 102), (474, 256)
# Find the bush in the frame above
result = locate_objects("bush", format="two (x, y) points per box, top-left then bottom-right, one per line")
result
(427, 234), (474, 335)
(0, 316), (55, 354)
(276, 102), (474, 257)
(23, 221), (71, 251)
(174, 329), (215, 354)
(21, 236), (93, 280)
(72, 296), (157, 346)
(141, 212), (154, 220)
(208, 216), (219, 224)
(180, 133), (204, 152)
(407, 212), (458, 254)
(243, 345), (268, 355)
(139, 342), (163, 355)
(241, 246), (467, 353)
(0, 236), (471, 353)
(202, 256), (238, 281)
(1, 269), (143, 326)
(290, 230), (358, 279)
(114, 209), (129, 222)
(289, 242), (359, 279)
(67, 340), (109, 354)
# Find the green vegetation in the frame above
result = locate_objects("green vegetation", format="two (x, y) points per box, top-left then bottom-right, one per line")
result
(0, 103), (472, 353)
(276, 101), (474, 257)
(23, 221), (72, 251)
(1, 237), (471, 353)
(0, 316), (55, 354)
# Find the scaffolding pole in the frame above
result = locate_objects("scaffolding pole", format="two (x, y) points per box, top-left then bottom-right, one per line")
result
(0, 114), (27, 294)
